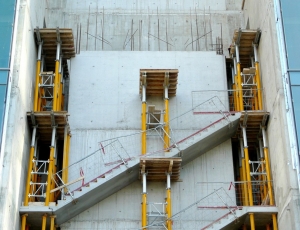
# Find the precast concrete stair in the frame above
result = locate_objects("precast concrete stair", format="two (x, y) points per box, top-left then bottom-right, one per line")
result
(20, 113), (241, 227)
(202, 206), (278, 230)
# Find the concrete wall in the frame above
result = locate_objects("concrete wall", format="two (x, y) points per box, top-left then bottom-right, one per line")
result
(243, 0), (300, 229)
(0, 0), (46, 229)
(67, 50), (230, 180)
(68, 51), (227, 130)
(61, 140), (235, 230)
(61, 51), (236, 228)
(46, 0), (244, 53)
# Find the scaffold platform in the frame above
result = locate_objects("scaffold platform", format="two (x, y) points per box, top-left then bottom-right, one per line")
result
(140, 157), (182, 181)
(27, 111), (69, 141)
(139, 69), (178, 97)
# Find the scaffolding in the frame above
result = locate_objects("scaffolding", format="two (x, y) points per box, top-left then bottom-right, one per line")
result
(228, 28), (278, 230)
(139, 69), (179, 230)
(140, 158), (181, 230)
(230, 29), (263, 112)
(19, 27), (278, 230)
(22, 28), (75, 230)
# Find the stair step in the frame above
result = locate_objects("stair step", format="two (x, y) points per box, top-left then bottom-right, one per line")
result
(19, 113), (241, 227)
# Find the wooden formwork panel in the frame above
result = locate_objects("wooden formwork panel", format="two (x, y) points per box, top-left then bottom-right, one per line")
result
(27, 111), (69, 141)
(140, 157), (182, 182)
(230, 29), (260, 70)
(234, 111), (269, 144)
(139, 69), (179, 97)
(34, 28), (75, 75)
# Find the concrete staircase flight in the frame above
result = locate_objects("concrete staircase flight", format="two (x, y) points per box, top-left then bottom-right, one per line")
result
(20, 112), (241, 228)
(202, 206), (278, 230)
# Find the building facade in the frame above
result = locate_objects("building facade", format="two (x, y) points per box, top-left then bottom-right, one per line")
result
(0, 0), (300, 229)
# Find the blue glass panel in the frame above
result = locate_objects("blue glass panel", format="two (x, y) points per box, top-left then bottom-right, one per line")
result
(0, 85), (6, 133)
(0, 71), (8, 85)
(0, 1), (15, 23)
(290, 72), (300, 85)
(0, 22), (12, 67)
(0, 0), (15, 137)
(281, 0), (300, 69)
(291, 86), (300, 147)
(0, 0), (15, 68)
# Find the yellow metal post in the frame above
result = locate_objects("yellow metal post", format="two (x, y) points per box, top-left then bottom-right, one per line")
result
(141, 72), (147, 155)
(255, 62), (262, 110)
(45, 146), (55, 205)
(245, 147), (255, 229)
(24, 147), (35, 206)
(56, 57), (62, 111)
(56, 72), (61, 111)
(53, 42), (61, 111)
(66, 134), (71, 179)
(59, 78), (63, 110)
(62, 126), (69, 192)
(249, 213), (255, 230)
(164, 73), (170, 150)
(42, 214), (47, 230)
(239, 167), (244, 205)
(142, 102), (147, 155)
(24, 127), (37, 206)
(233, 58), (239, 111)
(261, 157), (267, 200)
(241, 159), (249, 206)
(235, 81), (240, 111)
(235, 45), (244, 111)
(34, 42), (42, 111)
(253, 86), (259, 110)
(34, 61), (41, 112)
(253, 44), (263, 110)
(166, 173), (172, 230)
(240, 139), (248, 206)
(142, 193), (147, 229)
(272, 214), (278, 230)
(164, 98), (170, 150)
(53, 60), (60, 111)
(262, 127), (278, 229)
(242, 127), (255, 229)
(51, 165), (57, 202)
(45, 127), (56, 206)
(50, 215), (56, 230)
(262, 132), (274, 200)
(237, 62), (244, 111)
(21, 214), (28, 230)
(141, 172), (147, 229)
(233, 84), (237, 111)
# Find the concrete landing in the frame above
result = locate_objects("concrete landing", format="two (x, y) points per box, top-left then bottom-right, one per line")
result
(203, 206), (278, 230)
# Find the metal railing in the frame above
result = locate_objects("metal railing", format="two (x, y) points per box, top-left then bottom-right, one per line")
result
(52, 96), (233, 194)
(139, 187), (237, 230)
(192, 89), (264, 112)
(28, 159), (49, 200)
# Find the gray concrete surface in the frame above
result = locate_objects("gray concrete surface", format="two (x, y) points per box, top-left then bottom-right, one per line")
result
(243, 0), (300, 229)
(46, 0), (244, 53)
(1, 0), (296, 229)
(20, 113), (241, 229)
(0, 1), (47, 230)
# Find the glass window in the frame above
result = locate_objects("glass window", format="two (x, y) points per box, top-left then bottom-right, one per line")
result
(0, 0), (16, 139)
(0, 1), (15, 23)
(0, 1), (15, 68)
(281, 0), (300, 69)
(290, 72), (300, 85)
(0, 71), (8, 133)
(0, 22), (12, 67)
(291, 85), (300, 146)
